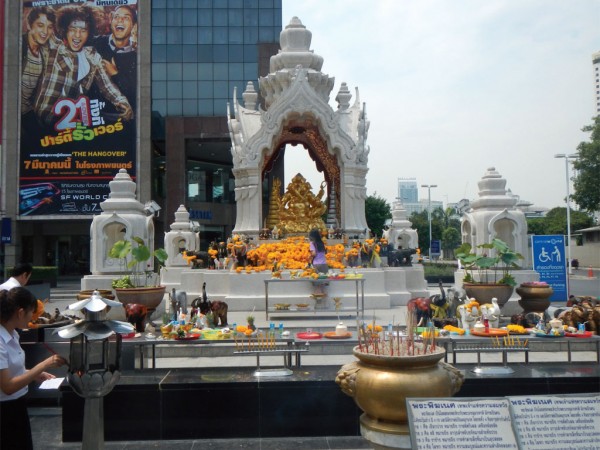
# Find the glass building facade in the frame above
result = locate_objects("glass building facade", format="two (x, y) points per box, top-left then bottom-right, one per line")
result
(151, 0), (283, 248)
(151, 0), (282, 117)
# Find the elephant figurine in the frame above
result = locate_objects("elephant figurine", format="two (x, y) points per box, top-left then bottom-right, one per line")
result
(125, 303), (148, 332)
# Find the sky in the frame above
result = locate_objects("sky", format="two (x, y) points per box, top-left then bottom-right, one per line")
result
(280, 0), (600, 211)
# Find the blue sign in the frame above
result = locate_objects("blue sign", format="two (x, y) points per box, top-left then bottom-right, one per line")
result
(189, 209), (213, 220)
(431, 240), (441, 255)
(1, 218), (11, 244)
(531, 235), (567, 301)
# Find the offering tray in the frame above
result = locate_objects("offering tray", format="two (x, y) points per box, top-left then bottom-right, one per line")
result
(534, 332), (564, 338)
(323, 331), (352, 339)
(296, 331), (323, 340)
(565, 331), (593, 338)
(470, 328), (509, 337)
(175, 333), (201, 340)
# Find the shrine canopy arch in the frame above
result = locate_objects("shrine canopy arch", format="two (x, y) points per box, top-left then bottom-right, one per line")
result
(263, 119), (341, 212)
(227, 17), (370, 238)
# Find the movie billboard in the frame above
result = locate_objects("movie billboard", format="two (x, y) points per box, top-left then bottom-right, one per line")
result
(19, 0), (137, 216)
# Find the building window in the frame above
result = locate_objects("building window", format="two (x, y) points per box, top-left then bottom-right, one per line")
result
(187, 161), (234, 204)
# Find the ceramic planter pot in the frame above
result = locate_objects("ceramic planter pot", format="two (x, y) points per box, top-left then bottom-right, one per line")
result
(516, 285), (553, 313)
(115, 286), (166, 315)
(463, 283), (514, 308)
(336, 346), (464, 436)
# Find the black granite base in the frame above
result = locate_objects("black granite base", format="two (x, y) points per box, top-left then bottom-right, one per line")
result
(61, 367), (361, 442)
(61, 363), (600, 442)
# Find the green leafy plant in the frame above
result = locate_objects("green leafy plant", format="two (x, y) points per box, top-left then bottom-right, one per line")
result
(109, 236), (168, 288)
(455, 238), (523, 286)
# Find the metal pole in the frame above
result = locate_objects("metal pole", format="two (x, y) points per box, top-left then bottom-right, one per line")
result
(564, 157), (573, 276)
(555, 153), (577, 298)
(428, 188), (432, 259)
(421, 184), (437, 259)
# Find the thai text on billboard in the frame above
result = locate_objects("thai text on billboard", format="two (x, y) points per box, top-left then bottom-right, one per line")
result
(19, 0), (138, 216)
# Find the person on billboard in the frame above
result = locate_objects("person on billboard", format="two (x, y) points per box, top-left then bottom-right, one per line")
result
(21, 7), (56, 118)
(33, 4), (133, 129)
(90, 5), (137, 111)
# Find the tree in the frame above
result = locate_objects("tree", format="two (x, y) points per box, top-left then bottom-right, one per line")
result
(409, 210), (429, 252)
(526, 217), (547, 236)
(543, 207), (594, 235)
(441, 227), (461, 259)
(365, 193), (391, 238)
(410, 207), (461, 257)
(572, 116), (600, 214)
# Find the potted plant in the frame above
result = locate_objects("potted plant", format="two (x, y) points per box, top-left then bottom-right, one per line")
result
(455, 238), (524, 307)
(109, 236), (169, 315)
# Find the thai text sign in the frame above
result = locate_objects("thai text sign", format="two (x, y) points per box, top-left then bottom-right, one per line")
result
(531, 235), (567, 301)
(407, 394), (600, 450)
(19, 0), (138, 216)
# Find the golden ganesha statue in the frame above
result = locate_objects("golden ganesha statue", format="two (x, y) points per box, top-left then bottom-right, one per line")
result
(278, 173), (327, 234)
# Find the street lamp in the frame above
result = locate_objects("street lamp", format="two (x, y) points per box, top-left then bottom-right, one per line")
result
(554, 154), (577, 277)
(421, 184), (437, 260)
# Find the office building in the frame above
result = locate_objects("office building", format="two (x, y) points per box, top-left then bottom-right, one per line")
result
(397, 178), (418, 204)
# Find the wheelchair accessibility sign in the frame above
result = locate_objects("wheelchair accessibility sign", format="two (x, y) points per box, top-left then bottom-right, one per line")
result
(531, 235), (567, 301)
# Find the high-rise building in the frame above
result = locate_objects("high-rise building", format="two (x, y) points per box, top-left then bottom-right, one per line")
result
(397, 178), (418, 204)
(593, 51), (600, 114)
(0, 1), (282, 272)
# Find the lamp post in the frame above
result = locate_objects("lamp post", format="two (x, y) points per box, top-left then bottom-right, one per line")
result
(421, 184), (437, 260)
(554, 154), (577, 277)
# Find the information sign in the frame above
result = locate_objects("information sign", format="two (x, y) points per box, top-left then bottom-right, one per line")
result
(531, 235), (567, 301)
(430, 239), (441, 255)
(407, 398), (518, 449)
(407, 394), (600, 450)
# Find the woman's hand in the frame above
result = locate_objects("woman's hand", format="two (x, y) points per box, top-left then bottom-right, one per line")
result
(44, 354), (67, 370)
(37, 372), (55, 382)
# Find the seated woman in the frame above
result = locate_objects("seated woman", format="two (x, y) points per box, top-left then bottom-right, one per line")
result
(309, 229), (328, 274)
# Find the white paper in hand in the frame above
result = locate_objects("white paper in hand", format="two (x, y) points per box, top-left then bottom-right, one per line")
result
(39, 377), (65, 390)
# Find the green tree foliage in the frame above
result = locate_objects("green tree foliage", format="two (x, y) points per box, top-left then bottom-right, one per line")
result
(527, 208), (594, 236)
(365, 193), (391, 238)
(441, 227), (461, 259)
(543, 207), (594, 235)
(526, 217), (547, 236)
(572, 116), (600, 214)
(409, 210), (430, 252)
(409, 207), (461, 257)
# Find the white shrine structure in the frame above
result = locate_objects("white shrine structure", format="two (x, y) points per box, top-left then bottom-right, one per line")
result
(227, 17), (369, 238)
(386, 200), (419, 250)
(87, 169), (156, 276)
(460, 167), (528, 264)
(454, 167), (538, 309)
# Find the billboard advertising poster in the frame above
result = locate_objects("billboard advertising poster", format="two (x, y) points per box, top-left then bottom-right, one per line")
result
(531, 235), (568, 301)
(19, 1), (138, 216)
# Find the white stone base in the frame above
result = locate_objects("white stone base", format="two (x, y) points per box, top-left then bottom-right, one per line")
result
(361, 424), (412, 450)
(159, 266), (428, 312)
